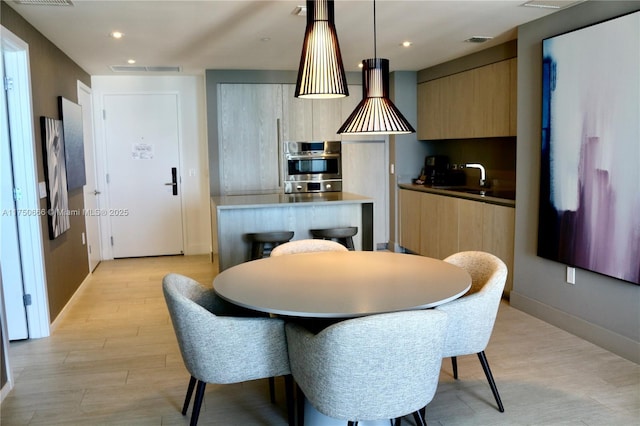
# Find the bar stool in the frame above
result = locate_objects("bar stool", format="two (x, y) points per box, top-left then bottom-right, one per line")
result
(246, 231), (295, 260)
(310, 226), (358, 251)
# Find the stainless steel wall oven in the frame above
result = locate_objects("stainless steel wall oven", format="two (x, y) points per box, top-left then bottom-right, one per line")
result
(283, 141), (342, 193)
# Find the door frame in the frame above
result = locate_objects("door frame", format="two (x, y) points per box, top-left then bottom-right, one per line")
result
(1, 26), (50, 339)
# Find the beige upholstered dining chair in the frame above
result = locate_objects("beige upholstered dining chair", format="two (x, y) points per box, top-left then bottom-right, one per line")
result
(436, 250), (508, 412)
(270, 238), (348, 256)
(286, 309), (449, 426)
(162, 273), (294, 426)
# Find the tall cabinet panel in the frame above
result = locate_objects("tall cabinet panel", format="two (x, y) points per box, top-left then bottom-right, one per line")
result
(218, 84), (283, 195)
(281, 84), (343, 142)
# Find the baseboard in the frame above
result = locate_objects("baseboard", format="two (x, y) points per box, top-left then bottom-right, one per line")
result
(49, 272), (92, 333)
(0, 379), (13, 403)
(510, 291), (640, 364)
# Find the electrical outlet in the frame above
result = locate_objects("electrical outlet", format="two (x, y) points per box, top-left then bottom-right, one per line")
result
(566, 266), (575, 284)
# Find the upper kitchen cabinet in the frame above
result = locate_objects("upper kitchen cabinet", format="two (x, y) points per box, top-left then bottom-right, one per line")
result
(218, 84), (283, 195)
(282, 84), (343, 142)
(417, 58), (516, 140)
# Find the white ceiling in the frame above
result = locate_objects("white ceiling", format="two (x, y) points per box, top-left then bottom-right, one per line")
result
(6, 0), (575, 76)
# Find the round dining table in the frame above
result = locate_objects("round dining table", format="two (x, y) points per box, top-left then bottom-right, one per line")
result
(213, 250), (471, 318)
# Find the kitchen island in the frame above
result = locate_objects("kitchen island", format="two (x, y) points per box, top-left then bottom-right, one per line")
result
(211, 192), (373, 271)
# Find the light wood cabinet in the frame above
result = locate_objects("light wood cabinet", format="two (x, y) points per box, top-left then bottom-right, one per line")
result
(398, 189), (515, 293)
(282, 84), (343, 142)
(218, 84), (283, 195)
(417, 58), (516, 140)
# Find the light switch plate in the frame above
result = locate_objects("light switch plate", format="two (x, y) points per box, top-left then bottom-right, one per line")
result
(38, 181), (47, 198)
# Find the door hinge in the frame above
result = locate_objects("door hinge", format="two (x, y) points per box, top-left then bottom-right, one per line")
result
(102, 109), (106, 120)
(23, 294), (32, 306)
(110, 236), (114, 246)
(13, 187), (23, 201)
(4, 76), (13, 91)
(106, 173), (110, 184)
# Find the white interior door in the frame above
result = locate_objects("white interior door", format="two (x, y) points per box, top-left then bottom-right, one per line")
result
(1, 58), (28, 340)
(103, 93), (183, 258)
(77, 82), (101, 271)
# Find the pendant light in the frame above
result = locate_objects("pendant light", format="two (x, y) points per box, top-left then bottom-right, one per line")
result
(295, 0), (349, 99)
(337, 0), (415, 134)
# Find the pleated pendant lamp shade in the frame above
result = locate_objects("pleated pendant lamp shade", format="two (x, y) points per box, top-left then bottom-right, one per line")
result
(295, 0), (349, 99)
(337, 58), (415, 135)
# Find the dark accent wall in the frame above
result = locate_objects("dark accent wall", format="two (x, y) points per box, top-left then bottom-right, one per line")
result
(512, 1), (640, 362)
(2, 3), (90, 322)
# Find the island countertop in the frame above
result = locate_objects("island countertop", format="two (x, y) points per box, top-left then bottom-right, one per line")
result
(211, 192), (374, 271)
(211, 191), (373, 209)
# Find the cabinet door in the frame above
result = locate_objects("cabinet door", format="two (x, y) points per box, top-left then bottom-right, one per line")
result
(458, 198), (484, 252)
(313, 96), (343, 141)
(473, 61), (510, 137)
(218, 84), (283, 195)
(282, 84), (313, 142)
(417, 80), (443, 140)
(482, 203), (515, 293)
(399, 189), (422, 254)
(419, 192), (459, 259)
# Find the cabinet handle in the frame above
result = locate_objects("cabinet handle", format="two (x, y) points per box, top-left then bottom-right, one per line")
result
(277, 118), (282, 188)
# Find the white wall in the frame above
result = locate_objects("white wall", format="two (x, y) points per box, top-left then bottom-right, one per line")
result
(91, 75), (211, 256)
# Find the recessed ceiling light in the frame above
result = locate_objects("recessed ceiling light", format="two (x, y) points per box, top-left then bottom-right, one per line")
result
(110, 31), (124, 39)
(401, 41), (413, 48)
(358, 63), (364, 68)
(127, 59), (136, 64)
(260, 37), (271, 42)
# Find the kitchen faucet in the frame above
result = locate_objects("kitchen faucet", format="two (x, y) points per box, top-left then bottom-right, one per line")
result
(465, 163), (487, 187)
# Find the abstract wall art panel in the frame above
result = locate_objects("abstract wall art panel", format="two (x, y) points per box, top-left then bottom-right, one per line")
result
(538, 12), (640, 285)
(59, 96), (86, 190)
(41, 116), (70, 239)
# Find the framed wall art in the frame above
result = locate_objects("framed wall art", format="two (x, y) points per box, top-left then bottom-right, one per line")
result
(59, 96), (86, 191)
(537, 11), (640, 285)
(41, 116), (70, 239)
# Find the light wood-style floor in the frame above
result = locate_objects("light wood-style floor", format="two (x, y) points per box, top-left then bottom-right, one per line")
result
(2, 255), (638, 425)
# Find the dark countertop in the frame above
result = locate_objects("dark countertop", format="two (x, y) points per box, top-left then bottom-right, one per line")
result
(212, 191), (373, 209)
(398, 183), (515, 207)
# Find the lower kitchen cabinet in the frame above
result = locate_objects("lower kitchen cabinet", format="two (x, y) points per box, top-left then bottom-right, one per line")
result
(399, 188), (514, 294)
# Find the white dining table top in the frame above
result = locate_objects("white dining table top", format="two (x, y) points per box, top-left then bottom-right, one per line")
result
(213, 251), (471, 318)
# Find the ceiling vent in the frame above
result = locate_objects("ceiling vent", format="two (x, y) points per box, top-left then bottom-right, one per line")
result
(14, 0), (73, 5)
(522, 0), (584, 9)
(292, 5), (307, 16)
(110, 65), (182, 73)
(465, 36), (493, 43)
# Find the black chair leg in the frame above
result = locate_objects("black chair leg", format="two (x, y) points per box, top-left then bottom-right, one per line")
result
(393, 416), (402, 425)
(269, 377), (276, 403)
(182, 376), (197, 415)
(413, 409), (427, 426)
(296, 383), (305, 426)
(477, 351), (504, 412)
(191, 380), (207, 426)
(284, 375), (295, 426)
(451, 356), (458, 379)
(347, 422), (358, 426)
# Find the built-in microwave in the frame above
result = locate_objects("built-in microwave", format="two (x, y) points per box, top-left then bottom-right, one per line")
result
(283, 141), (342, 193)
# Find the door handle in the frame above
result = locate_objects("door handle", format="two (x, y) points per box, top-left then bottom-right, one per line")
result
(93, 190), (101, 195)
(165, 167), (178, 195)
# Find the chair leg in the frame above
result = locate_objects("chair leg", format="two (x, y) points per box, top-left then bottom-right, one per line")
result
(477, 351), (505, 412)
(191, 380), (207, 426)
(269, 377), (276, 404)
(182, 376), (197, 415)
(284, 375), (295, 426)
(393, 417), (402, 425)
(413, 409), (427, 426)
(347, 422), (358, 426)
(451, 356), (458, 379)
(296, 383), (305, 426)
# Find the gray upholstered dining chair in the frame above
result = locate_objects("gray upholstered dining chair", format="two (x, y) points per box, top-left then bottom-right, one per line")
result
(286, 309), (448, 426)
(435, 250), (508, 412)
(270, 238), (348, 256)
(162, 273), (294, 426)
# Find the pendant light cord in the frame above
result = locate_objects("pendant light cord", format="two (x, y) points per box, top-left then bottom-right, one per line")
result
(373, 0), (377, 58)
